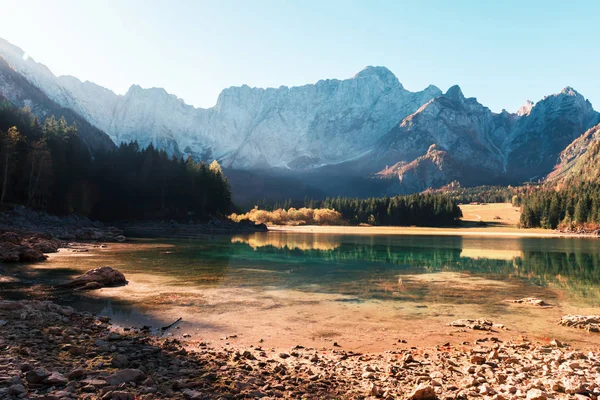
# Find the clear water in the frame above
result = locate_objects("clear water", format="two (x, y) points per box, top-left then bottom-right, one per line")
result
(2, 231), (600, 349)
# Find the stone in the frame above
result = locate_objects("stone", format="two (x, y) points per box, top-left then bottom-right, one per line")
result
(0, 232), (23, 244)
(369, 382), (382, 396)
(61, 266), (127, 289)
(111, 354), (129, 368)
(67, 368), (86, 380)
(526, 388), (547, 400)
(106, 391), (135, 400)
(408, 383), (438, 400)
(25, 367), (50, 384)
(8, 384), (26, 395)
(75, 281), (105, 291)
(80, 378), (108, 387)
(46, 371), (68, 385)
(106, 369), (145, 385)
(182, 389), (204, 399)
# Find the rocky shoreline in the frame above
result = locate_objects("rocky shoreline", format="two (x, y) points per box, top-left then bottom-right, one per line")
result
(0, 206), (126, 243)
(555, 227), (600, 238)
(0, 299), (599, 399)
(118, 219), (267, 239)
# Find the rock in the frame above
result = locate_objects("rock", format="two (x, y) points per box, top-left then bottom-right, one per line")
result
(106, 369), (145, 385)
(526, 388), (547, 400)
(25, 367), (50, 384)
(506, 298), (550, 307)
(111, 354), (129, 368)
(19, 246), (47, 262)
(558, 314), (600, 333)
(60, 266), (128, 289)
(46, 371), (68, 385)
(105, 391), (134, 400)
(67, 368), (86, 380)
(182, 389), (204, 399)
(369, 382), (382, 396)
(8, 384), (26, 395)
(115, 235), (126, 242)
(0, 231), (62, 263)
(80, 378), (108, 387)
(30, 238), (61, 253)
(448, 318), (495, 331)
(408, 383), (438, 399)
(75, 281), (105, 291)
(0, 232), (23, 244)
(362, 372), (375, 379)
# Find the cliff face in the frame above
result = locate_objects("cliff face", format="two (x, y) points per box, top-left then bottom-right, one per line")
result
(0, 38), (442, 169)
(372, 86), (599, 193)
(546, 123), (600, 183)
(1, 36), (599, 198)
(505, 87), (599, 181)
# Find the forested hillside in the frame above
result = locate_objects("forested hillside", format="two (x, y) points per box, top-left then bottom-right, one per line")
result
(0, 102), (232, 221)
(520, 181), (600, 230)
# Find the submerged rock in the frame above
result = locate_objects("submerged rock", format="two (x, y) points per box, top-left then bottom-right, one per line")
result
(60, 266), (128, 290)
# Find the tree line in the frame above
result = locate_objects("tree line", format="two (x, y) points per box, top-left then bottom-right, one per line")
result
(249, 193), (463, 227)
(519, 181), (600, 230)
(0, 102), (232, 221)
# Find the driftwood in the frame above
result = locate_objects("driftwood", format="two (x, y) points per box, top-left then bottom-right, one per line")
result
(161, 317), (182, 331)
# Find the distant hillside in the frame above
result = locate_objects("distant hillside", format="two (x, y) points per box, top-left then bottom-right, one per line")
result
(546, 123), (600, 184)
(0, 56), (114, 153)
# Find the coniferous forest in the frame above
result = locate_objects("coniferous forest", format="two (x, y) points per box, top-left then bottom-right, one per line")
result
(0, 101), (232, 221)
(519, 181), (600, 230)
(240, 194), (463, 226)
(313, 195), (463, 226)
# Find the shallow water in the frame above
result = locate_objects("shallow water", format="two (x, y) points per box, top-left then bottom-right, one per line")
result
(2, 231), (600, 350)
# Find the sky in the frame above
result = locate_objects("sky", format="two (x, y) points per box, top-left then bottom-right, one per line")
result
(0, 0), (598, 112)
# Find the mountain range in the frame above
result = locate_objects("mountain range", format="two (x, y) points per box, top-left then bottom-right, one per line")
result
(0, 37), (598, 202)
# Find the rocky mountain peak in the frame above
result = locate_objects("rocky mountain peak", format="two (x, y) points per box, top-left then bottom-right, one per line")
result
(516, 100), (534, 117)
(444, 85), (465, 102)
(353, 66), (401, 88)
(561, 86), (580, 96)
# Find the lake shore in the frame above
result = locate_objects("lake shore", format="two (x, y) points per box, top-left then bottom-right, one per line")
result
(266, 203), (599, 239)
(1, 299), (599, 400)
(3, 223), (600, 398)
(269, 224), (582, 238)
(22, 241), (597, 356)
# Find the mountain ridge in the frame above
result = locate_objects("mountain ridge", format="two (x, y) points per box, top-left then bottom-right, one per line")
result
(1, 36), (599, 200)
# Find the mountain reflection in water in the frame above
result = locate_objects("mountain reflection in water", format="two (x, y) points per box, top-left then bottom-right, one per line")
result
(229, 232), (600, 305)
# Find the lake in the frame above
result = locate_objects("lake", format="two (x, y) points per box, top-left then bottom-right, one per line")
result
(3, 231), (600, 351)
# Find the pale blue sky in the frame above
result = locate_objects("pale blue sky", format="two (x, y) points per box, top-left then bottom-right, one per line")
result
(0, 0), (598, 112)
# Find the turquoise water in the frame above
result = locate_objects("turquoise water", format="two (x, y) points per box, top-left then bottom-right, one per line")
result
(63, 232), (600, 305)
(3, 231), (600, 348)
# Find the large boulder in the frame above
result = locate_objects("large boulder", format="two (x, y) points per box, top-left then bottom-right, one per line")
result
(0, 232), (23, 244)
(0, 234), (48, 263)
(0, 231), (62, 263)
(60, 266), (128, 290)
